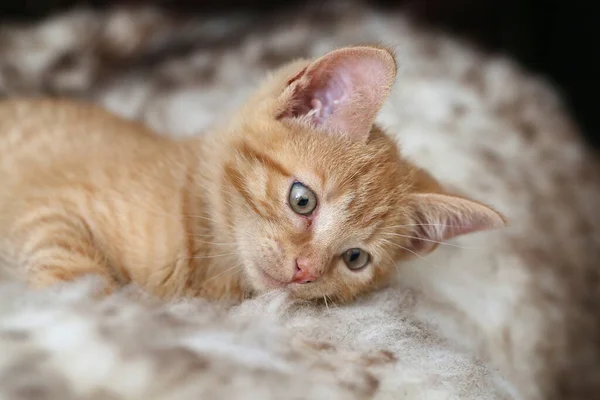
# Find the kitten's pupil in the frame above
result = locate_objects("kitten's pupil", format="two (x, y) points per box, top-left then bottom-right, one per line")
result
(297, 197), (309, 207)
(349, 250), (360, 262)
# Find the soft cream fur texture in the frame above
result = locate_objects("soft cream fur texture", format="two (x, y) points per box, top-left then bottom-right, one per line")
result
(0, 1), (599, 400)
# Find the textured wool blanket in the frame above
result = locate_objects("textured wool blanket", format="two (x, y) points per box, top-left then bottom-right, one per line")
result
(1, 2), (599, 399)
(0, 278), (512, 399)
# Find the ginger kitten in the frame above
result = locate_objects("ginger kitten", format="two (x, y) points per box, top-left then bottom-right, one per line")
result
(0, 46), (506, 302)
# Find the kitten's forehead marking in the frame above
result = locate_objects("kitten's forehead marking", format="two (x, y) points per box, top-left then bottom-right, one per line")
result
(236, 140), (291, 178)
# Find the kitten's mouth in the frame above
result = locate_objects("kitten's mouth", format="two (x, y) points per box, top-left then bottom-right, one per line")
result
(256, 267), (287, 289)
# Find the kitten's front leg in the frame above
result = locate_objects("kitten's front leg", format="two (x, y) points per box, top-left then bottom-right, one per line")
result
(27, 257), (117, 295)
(15, 214), (117, 294)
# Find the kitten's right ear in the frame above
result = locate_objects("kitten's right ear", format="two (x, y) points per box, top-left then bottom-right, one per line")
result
(277, 46), (397, 142)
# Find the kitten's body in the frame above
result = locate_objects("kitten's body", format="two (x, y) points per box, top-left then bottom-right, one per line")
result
(0, 100), (229, 298)
(0, 48), (504, 303)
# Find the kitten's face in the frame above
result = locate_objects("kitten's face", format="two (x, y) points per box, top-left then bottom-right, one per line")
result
(227, 125), (413, 303)
(220, 46), (506, 303)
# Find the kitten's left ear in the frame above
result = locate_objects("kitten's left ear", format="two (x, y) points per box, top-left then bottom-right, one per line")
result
(406, 193), (507, 254)
(277, 46), (397, 142)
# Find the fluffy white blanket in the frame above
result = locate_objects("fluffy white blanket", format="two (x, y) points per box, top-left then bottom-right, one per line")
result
(1, 1), (599, 399)
(0, 278), (512, 399)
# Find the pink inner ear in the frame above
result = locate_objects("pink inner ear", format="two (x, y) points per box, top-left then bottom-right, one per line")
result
(280, 47), (397, 142)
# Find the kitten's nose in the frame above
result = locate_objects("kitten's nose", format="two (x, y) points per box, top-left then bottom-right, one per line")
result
(292, 257), (318, 284)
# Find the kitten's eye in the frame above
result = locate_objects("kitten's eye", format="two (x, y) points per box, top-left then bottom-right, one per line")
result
(342, 248), (370, 270)
(289, 182), (317, 215)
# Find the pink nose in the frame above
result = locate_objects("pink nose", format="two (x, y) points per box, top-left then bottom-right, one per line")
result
(291, 257), (318, 284)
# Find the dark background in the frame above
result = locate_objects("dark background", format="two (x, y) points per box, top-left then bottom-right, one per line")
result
(1, 0), (598, 148)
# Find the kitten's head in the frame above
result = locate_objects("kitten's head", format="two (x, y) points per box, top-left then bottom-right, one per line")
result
(221, 46), (506, 302)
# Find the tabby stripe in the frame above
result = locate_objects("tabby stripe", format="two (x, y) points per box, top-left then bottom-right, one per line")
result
(223, 163), (264, 217)
(235, 141), (291, 178)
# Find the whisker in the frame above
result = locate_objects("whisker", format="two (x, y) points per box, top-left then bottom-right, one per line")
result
(382, 223), (475, 229)
(379, 239), (437, 268)
(378, 248), (400, 274)
(323, 295), (330, 312)
(192, 238), (236, 247)
(380, 232), (477, 249)
(189, 252), (239, 260)
(325, 294), (339, 309)
(201, 264), (241, 286)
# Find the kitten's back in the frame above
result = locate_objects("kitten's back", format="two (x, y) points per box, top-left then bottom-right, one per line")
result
(0, 99), (194, 290)
(0, 98), (161, 172)
(0, 98), (185, 193)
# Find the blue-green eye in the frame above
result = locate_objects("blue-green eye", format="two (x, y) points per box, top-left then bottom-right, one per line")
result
(342, 248), (370, 270)
(289, 182), (317, 215)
